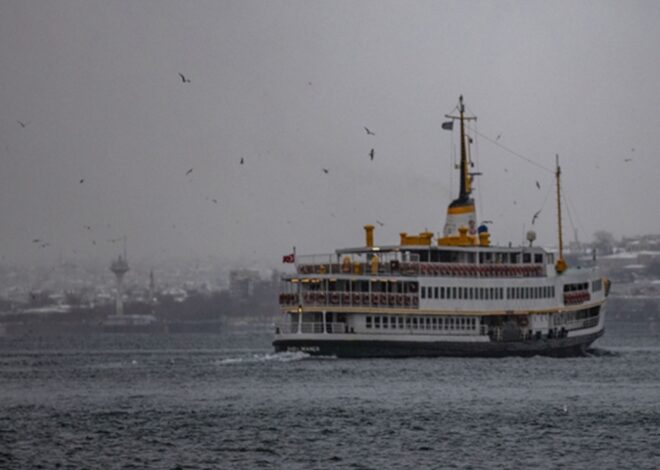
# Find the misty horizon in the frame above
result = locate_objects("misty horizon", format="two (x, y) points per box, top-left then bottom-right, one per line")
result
(2, 1), (659, 268)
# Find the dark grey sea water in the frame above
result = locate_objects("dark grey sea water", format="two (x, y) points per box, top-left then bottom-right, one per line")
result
(1, 325), (660, 469)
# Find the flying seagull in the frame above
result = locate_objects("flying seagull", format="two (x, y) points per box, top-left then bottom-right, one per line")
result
(186, 168), (193, 176)
(364, 126), (375, 136)
(32, 238), (41, 243)
(481, 220), (493, 224)
(496, 133), (502, 141)
(212, 198), (218, 204)
(17, 120), (30, 128)
(322, 168), (329, 174)
(178, 73), (191, 83)
(624, 158), (632, 162)
(532, 209), (542, 225)
(79, 178), (84, 184)
(84, 225), (92, 230)
(369, 149), (374, 161)
(376, 220), (385, 227)
(240, 157), (244, 165)
(535, 181), (540, 189)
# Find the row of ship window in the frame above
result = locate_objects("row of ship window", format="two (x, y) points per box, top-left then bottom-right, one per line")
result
(420, 285), (556, 301)
(366, 315), (478, 331)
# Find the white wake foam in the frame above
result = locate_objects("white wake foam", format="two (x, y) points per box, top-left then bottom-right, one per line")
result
(216, 351), (311, 365)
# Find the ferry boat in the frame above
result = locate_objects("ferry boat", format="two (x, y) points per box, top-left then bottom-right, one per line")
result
(273, 96), (609, 357)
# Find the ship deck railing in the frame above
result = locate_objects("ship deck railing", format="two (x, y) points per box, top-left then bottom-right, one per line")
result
(274, 322), (485, 336)
(279, 291), (420, 309)
(294, 259), (545, 278)
(275, 322), (347, 335)
(563, 291), (591, 305)
(562, 316), (599, 331)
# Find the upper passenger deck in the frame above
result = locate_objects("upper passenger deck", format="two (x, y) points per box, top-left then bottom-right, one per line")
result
(290, 244), (556, 280)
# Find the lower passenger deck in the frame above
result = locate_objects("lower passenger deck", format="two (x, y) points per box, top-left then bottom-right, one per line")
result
(275, 303), (604, 342)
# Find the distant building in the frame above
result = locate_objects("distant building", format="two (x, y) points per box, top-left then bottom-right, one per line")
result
(229, 269), (261, 298)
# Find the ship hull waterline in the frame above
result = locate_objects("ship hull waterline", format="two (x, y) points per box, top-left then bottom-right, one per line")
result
(273, 330), (604, 358)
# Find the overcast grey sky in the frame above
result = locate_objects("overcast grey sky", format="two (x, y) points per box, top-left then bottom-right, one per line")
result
(1, 0), (659, 268)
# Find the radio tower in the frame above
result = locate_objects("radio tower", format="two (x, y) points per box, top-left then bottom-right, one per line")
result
(110, 236), (129, 316)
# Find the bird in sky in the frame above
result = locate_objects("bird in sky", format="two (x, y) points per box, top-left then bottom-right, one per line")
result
(186, 168), (193, 175)
(322, 168), (329, 174)
(17, 120), (30, 128)
(212, 198), (218, 204)
(376, 220), (385, 227)
(178, 73), (191, 83)
(41, 243), (49, 248)
(364, 126), (375, 136)
(79, 178), (84, 184)
(532, 209), (542, 225)
(496, 133), (502, 141)
(481, 220), (493, 225)
(92, 240), (96, 245)
(624, 158), (633, 162)
(369, 149), (374, 161)
(84, 225), (92, 230)
(240, 157), (244, 165)
(535, 181), (540, 189)
(32, 238), (40, 243)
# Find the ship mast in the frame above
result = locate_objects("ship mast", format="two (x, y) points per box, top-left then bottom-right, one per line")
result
(453, 96), (475, 200)
(438, 96), (482, 246)
(555, 154), (567, 273)
(445, 95), (477, 201)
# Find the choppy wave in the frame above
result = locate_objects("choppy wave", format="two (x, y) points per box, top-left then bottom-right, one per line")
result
(3, 333), (660, 470)
(586, 347), (620, 357)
